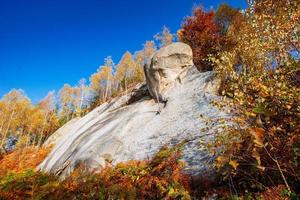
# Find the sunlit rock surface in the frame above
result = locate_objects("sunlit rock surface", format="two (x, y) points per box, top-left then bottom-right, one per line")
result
(44, 117), (80, 147)
(39, 44), (229, 178)
(144, 42), (193, 101)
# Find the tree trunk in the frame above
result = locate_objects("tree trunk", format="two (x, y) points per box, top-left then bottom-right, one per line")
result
(38, 113), (48, 147)
(25, 126), (33, 147)
(0, 120), (4, 137)
(125, 77), (128, 102)
(0, 109), (15, 148)
(79, 90), (84, 117)
(104, 74), (110, 102)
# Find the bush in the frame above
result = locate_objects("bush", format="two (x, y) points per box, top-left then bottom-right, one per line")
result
(0, 145), (191, 200)
(0, 146), (52, 177)
(209, 0), (300, 196)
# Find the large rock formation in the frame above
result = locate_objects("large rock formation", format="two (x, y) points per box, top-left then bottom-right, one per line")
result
(39, 43), (229, 178)
(144, 42), (193, 101)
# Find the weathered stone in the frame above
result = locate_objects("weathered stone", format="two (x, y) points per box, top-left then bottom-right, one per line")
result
(39, 44), (229, 179)
(144, 42), (193, 102)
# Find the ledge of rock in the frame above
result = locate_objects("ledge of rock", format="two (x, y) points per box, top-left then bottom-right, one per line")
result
(144, 42), (193, 101)
(39, 43), (229, 179)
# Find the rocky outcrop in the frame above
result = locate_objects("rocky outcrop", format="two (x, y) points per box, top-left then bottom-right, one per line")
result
(39, 43), (228, 179)
(44, 118), (80, 147)
(144, 42), (193, 101)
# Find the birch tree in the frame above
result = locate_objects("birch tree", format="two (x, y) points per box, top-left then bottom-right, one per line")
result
(154, 26), (174, 48)
(0, 89), (31, 149)
(115, 51), (137, 96)
(75, 78), (90, 116)
(134, 41), (157, 82)
(36, 91), (59, 146)
(58, 84), (75, 122)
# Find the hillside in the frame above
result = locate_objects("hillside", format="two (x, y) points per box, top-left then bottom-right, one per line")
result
(39, 42), (228, 178)
(0, 0), (299, 199)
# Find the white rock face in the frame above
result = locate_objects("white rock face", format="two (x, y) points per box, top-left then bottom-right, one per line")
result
(144, 42), (193, 101)
(39, 44), (229, 178)
(44, 118), (80, 147)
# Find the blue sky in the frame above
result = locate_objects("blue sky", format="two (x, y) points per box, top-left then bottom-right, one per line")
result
(0, 0), (247, 103)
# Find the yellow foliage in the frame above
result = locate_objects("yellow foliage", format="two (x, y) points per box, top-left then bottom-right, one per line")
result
(210, 0), (300, 194)
(229, 160), (239, 170)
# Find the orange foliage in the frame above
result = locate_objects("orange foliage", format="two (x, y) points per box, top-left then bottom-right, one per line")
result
(0, 145), (191, 200)
(179, 7), (221, 71)
(98, 146), (191, 199)
(209, 0), (300, 196)
(0, 146), (52, 177)
(259, 185), (289, 200)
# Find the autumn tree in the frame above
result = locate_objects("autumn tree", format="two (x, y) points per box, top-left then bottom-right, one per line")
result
(58, 84), (77, 122)
(0, 90), (31, 149)
(0, 89), (61, 151)
(214, 3), (245, 54)
(178, 7), (221, 71)
(210, 0), (300, 194)
(115, 51), (137, 96)
(89, 65), (113, 105)
(34, 91), (59, 146)
(0, 100), (7, 147)
(134, 40), (157, 82)
(90, 67), (103, 101)
(135, 41), (157, 66)
(89, 56), (115, 106)
(134, 51), (146, 82)
(74, 78), (90, 116)
(101, 66), (113, 102)
(154, 26), (174, 48)
(0, 101), (4, 137)
(215, 4), (241, 36)
(103, 56), (115, 76)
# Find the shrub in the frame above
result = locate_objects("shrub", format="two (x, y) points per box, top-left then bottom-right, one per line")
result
(0, 145), (191, 200)
(209, 0), (300, 196)
(0, 146), (52, 177)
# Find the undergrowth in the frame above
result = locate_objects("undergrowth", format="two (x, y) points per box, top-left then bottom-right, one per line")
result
(0, 145), (191, 200)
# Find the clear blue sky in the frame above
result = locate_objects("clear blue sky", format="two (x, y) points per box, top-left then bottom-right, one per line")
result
(0, 0), (247, 103)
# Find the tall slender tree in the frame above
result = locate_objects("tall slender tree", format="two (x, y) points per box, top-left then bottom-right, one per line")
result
(0, 89), (31, 149)
(36, 91), (59, 146)
(89, 65), (113, 103)
(154, 26), (174, 48)
(115, 51), (137, 96)
(58, 84), (75, 121)
(134, 41), (157, 82)
(75, 78), (90, 116)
